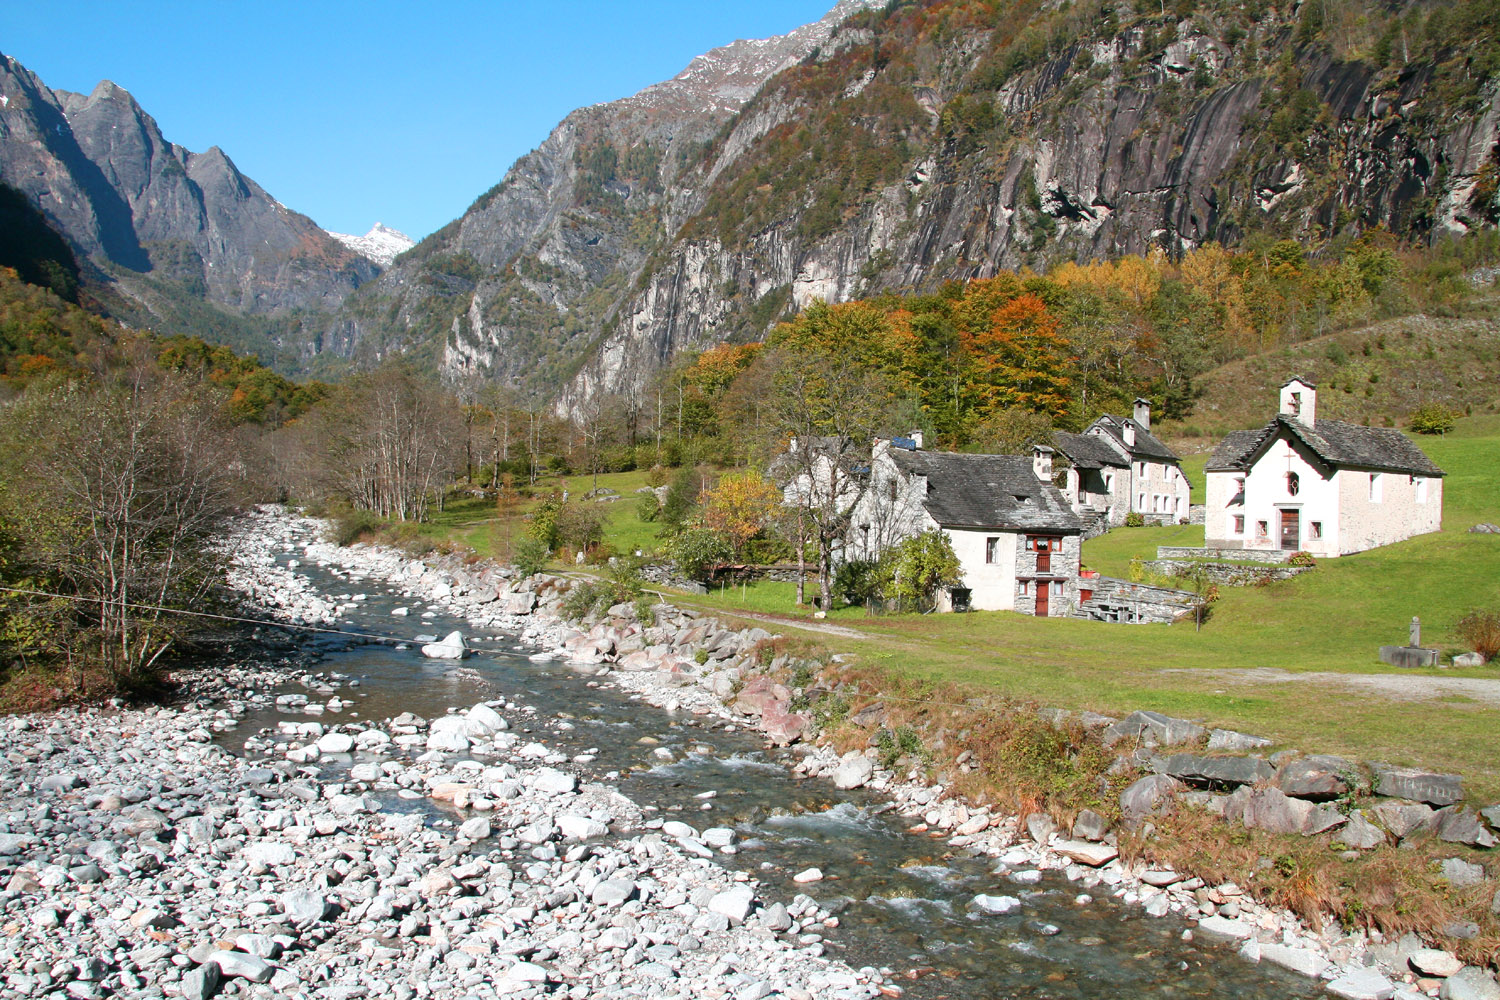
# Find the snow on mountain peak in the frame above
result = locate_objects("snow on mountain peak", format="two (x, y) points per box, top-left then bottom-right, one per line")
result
(327, 222), (415, 266)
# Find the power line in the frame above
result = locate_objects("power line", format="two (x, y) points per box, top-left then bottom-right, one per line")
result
(0, 585), (530, 654)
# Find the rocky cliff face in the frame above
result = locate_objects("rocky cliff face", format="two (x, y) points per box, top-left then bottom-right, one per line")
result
(318, 0), (882, 389)
(320, 1), (1499, 401)
(0, 54), (376, 325)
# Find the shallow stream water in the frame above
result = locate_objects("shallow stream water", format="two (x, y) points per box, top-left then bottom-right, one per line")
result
(219, 552), (1320, 1000)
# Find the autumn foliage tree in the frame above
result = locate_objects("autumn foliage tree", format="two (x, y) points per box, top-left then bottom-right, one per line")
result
(961, 293), (1073, 419)
(700, 470), (782, 560)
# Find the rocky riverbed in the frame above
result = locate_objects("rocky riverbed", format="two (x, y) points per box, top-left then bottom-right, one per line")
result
(4, 505), (1495, 1000)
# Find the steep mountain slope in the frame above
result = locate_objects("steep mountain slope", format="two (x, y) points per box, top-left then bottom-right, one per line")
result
(317, 0), (883, 387)
(566, 0), (1500, 408)
(0, 53), (376, 360)
(321, 0), (1498, 407)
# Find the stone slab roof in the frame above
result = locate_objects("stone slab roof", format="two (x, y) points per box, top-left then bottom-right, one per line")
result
(1206, 416), (1445, 476)
(1053, 430), (1128, 470)
(888, 449), (1083, 533)
(1090, 415), (1179, 462)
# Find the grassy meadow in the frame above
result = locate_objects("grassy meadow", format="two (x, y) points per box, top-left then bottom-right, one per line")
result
(405, 418), (1500, 796)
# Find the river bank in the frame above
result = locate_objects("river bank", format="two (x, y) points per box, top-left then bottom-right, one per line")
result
(242, 507), (1498, 1000)
(3, 506), (1492, 1000)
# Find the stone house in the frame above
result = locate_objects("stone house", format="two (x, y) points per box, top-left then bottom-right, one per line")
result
(1203, 378), (1444, 556)
(842, 439), (1084, 615)
(1051, 399), (1192, 528)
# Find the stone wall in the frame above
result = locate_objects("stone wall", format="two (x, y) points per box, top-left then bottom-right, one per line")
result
(1143, 559), (1312, 586)
(1157, 546), (1293, 564)
(1075, 576), (1198, 624)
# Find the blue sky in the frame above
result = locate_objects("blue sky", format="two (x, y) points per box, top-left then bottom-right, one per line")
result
(1, 1), (838, 240)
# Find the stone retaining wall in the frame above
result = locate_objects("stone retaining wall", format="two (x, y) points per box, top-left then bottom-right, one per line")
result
(1076, 576), (1198, 624)
(1143, 559), (1312, 586)
(1157, 545), (1294, 564)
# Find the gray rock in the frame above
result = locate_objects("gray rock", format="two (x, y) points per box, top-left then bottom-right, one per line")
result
(244, 842), (296, 866)
(207, 951), (274, 983)
(831, 753), (874, 790)
(1120, 774), (1185, 822)
(1441, 858), (1486, 888)
(1207, 729), (1273, 751)
(1259, 943), (1329, 978)
(1470, 523), (1500, 534)
(1053, 840), (1119, 866)
(1195, 916), (1254, 940)
(591, 879), (637, 906)
(1372, 802), (1436, 840)
(1025, 812), (1056, 844)
(1231, 787), (1344, 835)
(1071, 808), (1109, 842)
(1103, 711), (1205, 748)
(1493, 888), (1500, 915)
(280, 889), (330, 924)
(971, 894), (1020, 914)
(1157, 753), (1273, 788)
(39, 773), (86, 792)
(1371, 764), (1463, 806)
(557, 814), (608, 840)
(527, 768), (577, 795)
(458, 817), (492, 841)
(1435, 807), (1498, 848)
(1326, 967), (1395, 1000)
(1481, 804), (1500, 828)
(1453, 652), (1486, 668)
(761, 901), (793, 931)
(1276, 755), (1355, 801)
(315, 732), (353, 754)
(180, 962), (220, 1000)
(1444, 921), (1480, 940)
(1412, 949), (1464, 978)
(1334, 811), (1386, 849)
(1440, 968), (1500, 1000)
(0, 832), (30, 855)
(707, 886), (755, 924)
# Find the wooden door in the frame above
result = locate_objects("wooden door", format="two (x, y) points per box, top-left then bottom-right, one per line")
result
(1035, 581), (1050, 617)
(1279, 509), (1300, 551)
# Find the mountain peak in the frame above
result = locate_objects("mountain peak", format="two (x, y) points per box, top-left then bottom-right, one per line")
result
(326, 223), (416, 266)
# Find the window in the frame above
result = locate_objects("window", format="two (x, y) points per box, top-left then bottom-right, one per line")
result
(1051, 580), (1064, 597)
(1256, 520), (1269, 539)
(1137, 493), (1146, 510)
(1414, 476), (1429, 503)
(1018, 579), (1029, 596)
(1231, 477), (1246, 504)
(1136, 462), (1146, 478)
(1286, 472), (1300, 496)
(985, 537), (1001, 564)
(1369, 473), (1383, 503)
(1233, 515), (1245, 535)
(1289, 391), (1301, 416)
(1310, 521), (1322, 539)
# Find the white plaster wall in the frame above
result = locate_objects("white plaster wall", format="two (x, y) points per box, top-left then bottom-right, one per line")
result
(843, 450), (934, 562)
(946, 528), (1017, 611)
(1335, 468), (1443, 554)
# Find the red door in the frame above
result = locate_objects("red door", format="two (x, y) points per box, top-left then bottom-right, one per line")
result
(1035, 581), (1050, 618)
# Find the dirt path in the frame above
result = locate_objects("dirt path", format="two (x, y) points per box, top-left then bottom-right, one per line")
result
(1165, 666), (1500, 707)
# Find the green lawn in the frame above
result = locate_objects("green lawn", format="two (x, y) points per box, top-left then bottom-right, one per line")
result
(409, 420), (1500, 796)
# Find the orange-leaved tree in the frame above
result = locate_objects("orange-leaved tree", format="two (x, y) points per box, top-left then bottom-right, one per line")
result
(960, 292), (1074, 420)
(700, 469), (782, 561)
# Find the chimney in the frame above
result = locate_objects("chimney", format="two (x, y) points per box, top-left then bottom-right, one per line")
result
(910, 429), (924, 450)
(1133, 398), (1151, 431)
(1032, 444), (1054, 481)
(1279, 377), (1317, 428)
(1123, 422), (1136, 448)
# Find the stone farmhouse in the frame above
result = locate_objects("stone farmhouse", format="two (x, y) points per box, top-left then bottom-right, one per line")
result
(1204, 378), (1444, 557)
(842, 438), (1084, 615)
(1051, 399), (1192, 529)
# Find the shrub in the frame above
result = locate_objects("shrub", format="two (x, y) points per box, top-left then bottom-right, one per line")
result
(664, 526), (733, 580)
(874, 530), (963, 613)
(833, 559), (882, 609)
(511, 536), (549, 577)
(326, 504), (381, 546)
(1288, 550), (1317, 567)
(1454, 609), (1500, 660)
(1125, 512), (1146, 527)
(554, 502), (605, 552)
(636, 493), (661, 522)
(1408, 403), (1459, 435)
